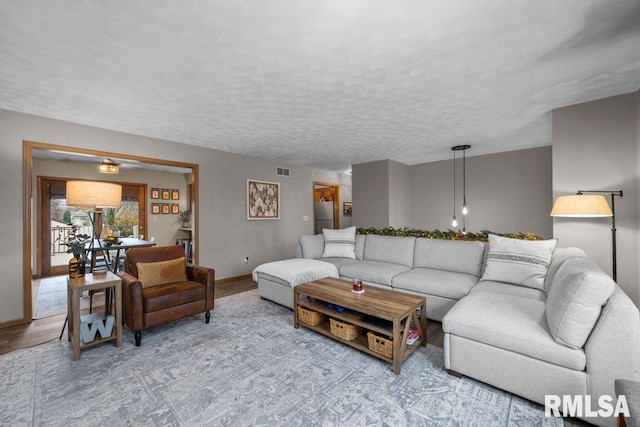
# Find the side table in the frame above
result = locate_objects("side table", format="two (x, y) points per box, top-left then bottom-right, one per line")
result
(67, 272), (122, 361)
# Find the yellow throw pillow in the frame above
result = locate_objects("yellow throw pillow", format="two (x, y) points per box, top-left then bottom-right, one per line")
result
(137, 257), (187, 288)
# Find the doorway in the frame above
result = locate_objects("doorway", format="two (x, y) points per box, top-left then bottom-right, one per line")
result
(38, 177), (147, 278)
(313, 182), (340, 234)
(21, 140), (199, 325)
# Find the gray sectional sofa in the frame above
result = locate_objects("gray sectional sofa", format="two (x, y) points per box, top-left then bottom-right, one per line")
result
(254, 231), (640, 425)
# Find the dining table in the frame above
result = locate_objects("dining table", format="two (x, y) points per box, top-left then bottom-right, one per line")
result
(85, 237), (156, 273)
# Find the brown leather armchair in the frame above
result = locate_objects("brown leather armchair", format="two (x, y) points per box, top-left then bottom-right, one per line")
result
(117, 245), (215, 346)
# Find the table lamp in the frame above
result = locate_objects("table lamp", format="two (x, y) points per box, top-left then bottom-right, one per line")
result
(66, 180), (123, 271)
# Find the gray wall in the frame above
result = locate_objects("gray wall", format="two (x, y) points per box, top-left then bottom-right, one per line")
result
(410, 147), (553, 237)
(353, 148), (553, 237)
(352, 160), (389, 228)
(388, 160), (410, 228)
(1, 108), (348, 324)
(552, 92), (640, 306)
(338, 172), (353, 228)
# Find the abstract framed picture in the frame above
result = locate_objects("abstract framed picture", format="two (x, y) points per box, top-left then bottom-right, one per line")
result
(151, 204), (160, 214)
(247, 179), (280, 220)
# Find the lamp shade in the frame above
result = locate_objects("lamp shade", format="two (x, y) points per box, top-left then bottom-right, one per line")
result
(66, 180), (122, 208)
(550, 195), (612, 217)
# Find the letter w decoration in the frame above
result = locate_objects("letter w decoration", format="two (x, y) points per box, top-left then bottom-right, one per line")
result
(80, 314), (115, 344)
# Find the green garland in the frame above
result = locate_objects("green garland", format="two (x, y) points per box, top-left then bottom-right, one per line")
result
(356, 227), (542, 242)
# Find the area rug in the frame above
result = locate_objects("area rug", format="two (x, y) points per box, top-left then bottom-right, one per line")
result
(33, 276), (105, 319)
(3, 290), (563, 426)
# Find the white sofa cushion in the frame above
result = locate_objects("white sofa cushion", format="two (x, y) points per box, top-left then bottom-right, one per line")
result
(355, 234), (366, 260)
(313, 257), (355, 270)
(299, 234), (324, 259)
(392, 268), (478, 300)
(470, 280), (547, 301)
(543, 247), (587, 294)
(480, 234), (557, 290)
(363, 235), (416, 268)
(413, 239), (485, 277)
(443, 292), (586, 371)
(546, 258), (616, 349)
(338, 260), (410, 287)
(322, 226), (356, 259)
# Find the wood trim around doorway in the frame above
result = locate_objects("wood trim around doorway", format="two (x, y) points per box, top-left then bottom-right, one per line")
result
(313, 181), (340, 233)
(18, 140), (199, 327)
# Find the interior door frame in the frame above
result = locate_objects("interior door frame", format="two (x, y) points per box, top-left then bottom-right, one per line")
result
(312, 181), (340, 233)
(22, 140), (199, 325)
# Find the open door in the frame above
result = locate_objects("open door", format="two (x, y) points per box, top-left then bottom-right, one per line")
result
(313, 182), (340, 234)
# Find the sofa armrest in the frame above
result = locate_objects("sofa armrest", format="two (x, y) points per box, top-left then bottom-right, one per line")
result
(186, 264), (215, 310)
(585, 286), (640, 419)
(116, 271), (144, 332)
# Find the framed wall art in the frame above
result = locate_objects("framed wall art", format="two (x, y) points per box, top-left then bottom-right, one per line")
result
(161, 189), (170, 200)
(150, 188), (160, 199)
(171, 190), (180, 200)
(162, 204), (170, 214)
(171, 204), (180, 214)
(151, 204), (160, 214)
(343, 201), (352, 216)
(247, 179), (280, 220)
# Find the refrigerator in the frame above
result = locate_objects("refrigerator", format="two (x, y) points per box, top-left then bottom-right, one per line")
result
(314, 201), (334, 234)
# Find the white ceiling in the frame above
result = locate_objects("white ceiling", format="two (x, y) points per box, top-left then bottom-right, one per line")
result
(2, 1), (640, 172)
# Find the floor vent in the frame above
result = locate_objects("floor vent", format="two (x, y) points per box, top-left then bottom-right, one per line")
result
(276, 167), (290, 177)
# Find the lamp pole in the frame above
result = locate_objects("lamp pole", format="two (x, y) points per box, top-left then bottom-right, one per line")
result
(577, 190), (623, 281)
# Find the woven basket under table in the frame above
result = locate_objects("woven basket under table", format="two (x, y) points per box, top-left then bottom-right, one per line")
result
(329, 318), (361, 341)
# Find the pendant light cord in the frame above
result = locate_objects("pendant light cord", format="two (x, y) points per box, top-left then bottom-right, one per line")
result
(452, 150), (457, 219)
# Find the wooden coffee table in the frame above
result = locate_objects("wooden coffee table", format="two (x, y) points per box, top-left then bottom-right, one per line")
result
(294, 277), (427, 374)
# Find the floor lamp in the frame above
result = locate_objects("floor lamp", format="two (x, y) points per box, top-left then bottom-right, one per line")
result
(59, 180), (122, 340)
(550, 190), (623, 281)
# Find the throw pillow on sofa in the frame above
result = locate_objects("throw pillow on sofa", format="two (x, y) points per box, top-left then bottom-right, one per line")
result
(480, 234), (557, 290)
(136, 257), (187, 288)
(322, 226), (356, 259)
(300, 234), (324, 259)
(546, 257), (616, 349)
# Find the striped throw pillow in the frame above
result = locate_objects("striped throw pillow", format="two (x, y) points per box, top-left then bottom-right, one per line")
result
(480, 234), (557, 290)
(322, 226), (356, 259)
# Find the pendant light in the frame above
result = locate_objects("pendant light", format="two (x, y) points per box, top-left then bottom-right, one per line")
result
(451, 145), (471, 233)
(451, 148), (457, 228)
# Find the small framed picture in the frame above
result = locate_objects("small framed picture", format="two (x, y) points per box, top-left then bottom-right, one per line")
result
(151, 204), (160, 214)
(162, 204), (170, 214)
(171, 204), (179, 214)
(171, 190), (180, 200)
(151, 188), (160, 199)
(161, 190), (170, 200)
(343, 202), (352, 216)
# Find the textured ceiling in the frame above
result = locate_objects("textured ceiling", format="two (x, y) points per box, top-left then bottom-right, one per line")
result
(2, 1), (640, 171)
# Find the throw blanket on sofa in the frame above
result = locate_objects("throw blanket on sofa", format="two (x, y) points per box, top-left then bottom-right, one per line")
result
(252, 259), (339, 287)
